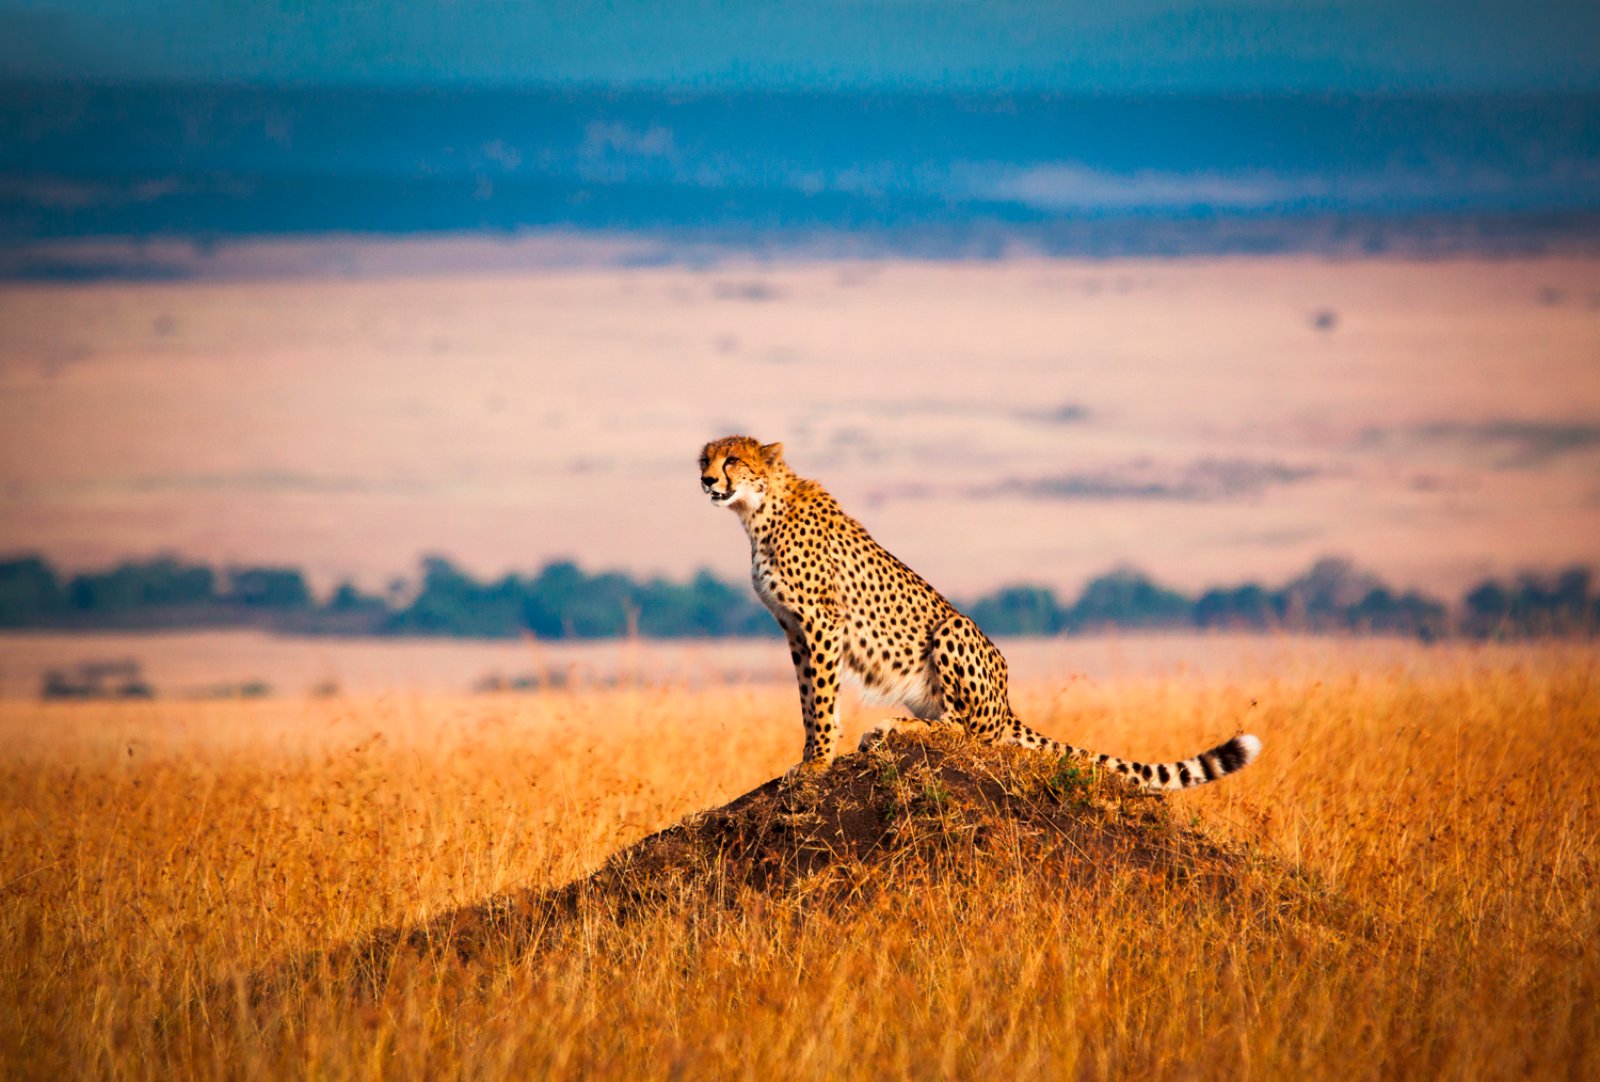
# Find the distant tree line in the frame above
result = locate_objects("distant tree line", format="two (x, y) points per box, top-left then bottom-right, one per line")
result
(0, 554), (773, 639)
(968, 560), (1454, 637)
(0, 553), (1594, 641)
(969, 560), (1599, 640)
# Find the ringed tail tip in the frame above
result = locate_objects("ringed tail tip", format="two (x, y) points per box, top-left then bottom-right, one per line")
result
(1236, 733), (1263, 765)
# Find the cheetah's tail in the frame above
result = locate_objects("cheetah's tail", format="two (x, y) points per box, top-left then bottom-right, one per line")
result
(1098, 733), (1261, 791)
(1020, 724), (1262, 791)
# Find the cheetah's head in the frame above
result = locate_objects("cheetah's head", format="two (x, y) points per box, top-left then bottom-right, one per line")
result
(700, 436), (785, 513)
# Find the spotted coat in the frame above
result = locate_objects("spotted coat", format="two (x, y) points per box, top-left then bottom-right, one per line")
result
(699, 436), (1261, 790)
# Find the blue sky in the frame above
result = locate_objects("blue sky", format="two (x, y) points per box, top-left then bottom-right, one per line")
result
(2, 0), (1597, 92)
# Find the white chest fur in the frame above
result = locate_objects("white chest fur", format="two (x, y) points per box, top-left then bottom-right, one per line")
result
(750, 546), (789, 614)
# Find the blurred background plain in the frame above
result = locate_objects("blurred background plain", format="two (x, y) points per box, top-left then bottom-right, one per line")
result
(2, 1), (1598, 694)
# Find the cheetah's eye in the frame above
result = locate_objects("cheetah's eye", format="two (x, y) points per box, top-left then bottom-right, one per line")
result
(725, 456), (742, 467)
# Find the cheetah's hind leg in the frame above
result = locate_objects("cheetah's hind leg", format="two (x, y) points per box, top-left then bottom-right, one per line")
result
(857, 716), (961, 752)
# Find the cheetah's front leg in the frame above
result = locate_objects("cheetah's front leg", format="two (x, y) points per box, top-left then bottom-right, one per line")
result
(781, 617), (843, 779)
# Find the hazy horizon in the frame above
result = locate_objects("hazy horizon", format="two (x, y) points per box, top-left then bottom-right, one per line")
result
(3, 246), (1597, 605)
(5, 84), (1598, 250)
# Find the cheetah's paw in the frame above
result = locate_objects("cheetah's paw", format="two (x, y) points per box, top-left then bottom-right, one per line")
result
(781, 757), (831, 785)
(857, 725), (891, 752)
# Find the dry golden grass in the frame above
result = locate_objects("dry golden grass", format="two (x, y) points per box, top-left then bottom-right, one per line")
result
(2, 642), (1597, 1079)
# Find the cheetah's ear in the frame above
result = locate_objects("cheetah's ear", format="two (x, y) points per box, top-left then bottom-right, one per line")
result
(760, 441), (785, 465)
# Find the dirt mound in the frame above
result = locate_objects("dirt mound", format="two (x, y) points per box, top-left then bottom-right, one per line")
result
(227, 729), (1325, 1007)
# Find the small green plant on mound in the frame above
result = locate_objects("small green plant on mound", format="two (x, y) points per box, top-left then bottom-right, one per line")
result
(871, 746), (954, 825)
(919, 773), (951, 811)
(1045, 758), (1094, 807)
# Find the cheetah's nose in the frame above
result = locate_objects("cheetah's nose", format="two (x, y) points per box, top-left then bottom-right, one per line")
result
(701, 476), (717, 487)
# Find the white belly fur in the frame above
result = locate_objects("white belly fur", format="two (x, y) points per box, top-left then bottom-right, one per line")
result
(846, 659), (942, 719)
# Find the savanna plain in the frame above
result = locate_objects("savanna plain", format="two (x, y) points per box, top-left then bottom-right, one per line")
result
(2, 637), (1596, 1079)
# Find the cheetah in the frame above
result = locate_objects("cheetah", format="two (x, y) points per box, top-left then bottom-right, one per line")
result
(699, 435), (1261, 791)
